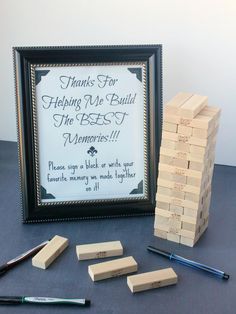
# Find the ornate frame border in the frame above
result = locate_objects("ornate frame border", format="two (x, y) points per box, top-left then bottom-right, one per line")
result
(13, 45), (162, 222)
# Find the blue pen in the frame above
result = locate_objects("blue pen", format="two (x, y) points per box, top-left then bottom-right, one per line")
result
(147, 246), (229, 280)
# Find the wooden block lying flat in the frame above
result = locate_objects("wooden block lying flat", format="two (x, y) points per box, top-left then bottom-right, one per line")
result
(32, 235), (68, 269)
(156, 193), (199, 210)
(160, 147), (206, 162)
(157, 178), (201, 194)
(127, 268), (178, 293)
(88, 256), (137, 282)
(162, 131), (210, 147)
(156, 208), (196, 225)
(178, 94), (208, 118)
(160, 154), (189, 168)
(158, 170), (187, 184)
(159, 163), (202, 179)
(164, 105), (218, 130)
(76, 241), (123, 261)
(165, 92), (193, 115)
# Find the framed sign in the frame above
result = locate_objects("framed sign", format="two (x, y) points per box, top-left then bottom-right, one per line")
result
(14, 45), (162, 222)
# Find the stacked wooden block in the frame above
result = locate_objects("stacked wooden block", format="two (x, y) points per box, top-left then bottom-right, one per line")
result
(154, 93), (221, 247)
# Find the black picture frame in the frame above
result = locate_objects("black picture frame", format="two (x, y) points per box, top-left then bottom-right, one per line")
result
(14, 45), (162, 223)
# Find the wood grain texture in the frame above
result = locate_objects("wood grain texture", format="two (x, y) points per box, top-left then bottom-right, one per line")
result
(127, 268), (177, 293)
(76, 241), (123, 260)
(88, 256), (137, 281)
(32, 235), (68, 269)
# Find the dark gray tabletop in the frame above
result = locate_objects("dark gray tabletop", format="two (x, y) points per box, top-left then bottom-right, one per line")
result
(0, 140), (235, 314)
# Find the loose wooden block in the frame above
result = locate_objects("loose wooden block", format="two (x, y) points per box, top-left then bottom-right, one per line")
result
(178, 125), (193, 136)
(76, 241), (123, 261)
(127, 268), (178, 293)
(164, 105), (219, 130)
(32, 235), (68, 269)
(178, 94), (208, 118)
(163, 122), (177, 133)
(165, 92), (193, 115)
(154, 228), (167, 239)
(88, 256), (137, 281)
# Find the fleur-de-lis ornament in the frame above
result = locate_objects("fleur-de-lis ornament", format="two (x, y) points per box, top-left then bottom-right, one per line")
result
(87, 146), (98, 157)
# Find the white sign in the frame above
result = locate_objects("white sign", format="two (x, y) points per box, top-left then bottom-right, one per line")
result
(34, 63), (148, 203)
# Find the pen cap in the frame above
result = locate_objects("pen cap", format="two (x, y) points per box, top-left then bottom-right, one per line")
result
(0, 296), (22, 305)
(0, 264), (9, 276)
(223, 273), (230, 280)
(147, 246), (171, 258)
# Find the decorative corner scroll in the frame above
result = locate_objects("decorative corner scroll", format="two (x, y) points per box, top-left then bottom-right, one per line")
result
(41, 186), (55, 200)
(127, 67), (142, 82)
(130, 180), (143, 194)
(35, 70), (50, 85)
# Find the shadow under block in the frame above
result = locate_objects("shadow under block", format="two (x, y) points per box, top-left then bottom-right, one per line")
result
(88, 256), (137, 282)
(127, 268), (178, 293)
(155, 93), (221, 247)
(76, 241), (123, 260)
(32, 235), (69, 269)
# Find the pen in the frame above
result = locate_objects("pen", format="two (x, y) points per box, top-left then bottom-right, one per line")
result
(0, 240), (50, 276)
(147, 246), (229, 280)
(0, 296), (90, 306)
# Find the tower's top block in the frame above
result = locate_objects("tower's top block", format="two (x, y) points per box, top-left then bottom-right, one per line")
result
(165, 93), (208, 119)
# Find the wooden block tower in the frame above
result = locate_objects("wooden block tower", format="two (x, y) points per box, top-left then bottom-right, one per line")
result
(154, 93), (221, 247)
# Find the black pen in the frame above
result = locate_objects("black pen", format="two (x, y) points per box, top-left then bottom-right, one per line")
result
(147, 246), (229, 280)
(0, 296), (90, 306)
(0, 240), (50, 276)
